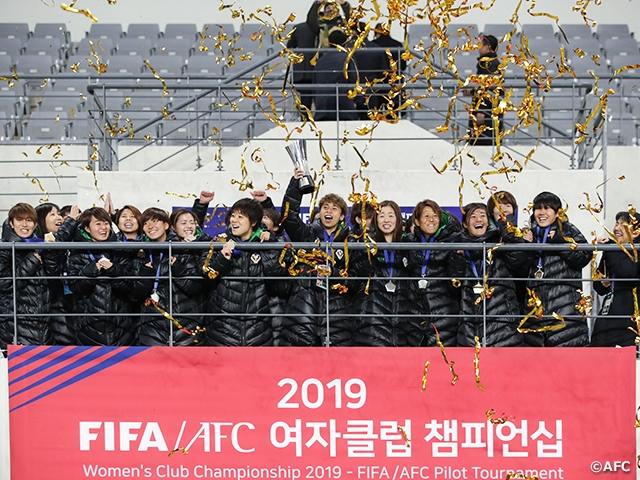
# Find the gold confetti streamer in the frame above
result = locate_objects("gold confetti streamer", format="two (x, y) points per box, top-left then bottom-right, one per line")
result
(165, 191), (197, 199)
(432, 323), (458, 386)
(40, 78), (49, 88)
(168, 447), (188, 457)
(86, 40), (108, 75)
(202, 243), (220, 279)
(421, 361), (430, 393)
(473, 336), (485, 391)
(506, 474), (538, 480)
(23, 173), (50, 203)
(61, 0), (99, 23)
(486, 409), (508, 425)
(397, 425), (410, 448)
(144, 297), (205, 340)
(144, 133), (152, 141)
(69, 62), (80, 73)
(143, 60), (170, 98)
(634, 405), (640, 428)
(0, 66), (18, 88)
(230, 146), (254, 191)
(518, 288), (566, 334)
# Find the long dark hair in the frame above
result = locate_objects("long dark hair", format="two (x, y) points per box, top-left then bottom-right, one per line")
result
(376, 200), (403, 243)
(35, 202), (60, 238)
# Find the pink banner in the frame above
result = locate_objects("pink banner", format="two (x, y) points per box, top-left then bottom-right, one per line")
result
(8, 346), (636, 479)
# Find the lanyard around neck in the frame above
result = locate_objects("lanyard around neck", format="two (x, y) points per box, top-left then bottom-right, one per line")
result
(421, 234), (435, 277)
(536, 226), (551, 269)
(383, 249), (395, 278)
(150, 252), (164, 292)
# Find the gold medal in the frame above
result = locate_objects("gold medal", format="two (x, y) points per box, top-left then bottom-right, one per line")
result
(418, 278), (428, 289)
(473, 283), (483, 295)
(535, 268), (544, 279)
(385, 281), (396, 293)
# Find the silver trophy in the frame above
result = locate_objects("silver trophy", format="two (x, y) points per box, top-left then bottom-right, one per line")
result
(285, 139), (315, 195)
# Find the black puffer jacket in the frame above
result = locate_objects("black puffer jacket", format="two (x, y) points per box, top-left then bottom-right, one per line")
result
(0, 223), (57, 349)
(449, 220), (527, 347)
(351, 234), (421, 346)
(202, 229), (284, 346)
(407, 211), (461, 346)
(134, 229), (206, 346)
(66, 227), (137, 346)
(47, 215), (79, 345)
(591, 244), (639, 346)
(524, 219), (591, 347)
(279, 177), (354, 346)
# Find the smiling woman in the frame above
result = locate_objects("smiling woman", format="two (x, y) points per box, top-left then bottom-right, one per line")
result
(0, 203), (57, 349)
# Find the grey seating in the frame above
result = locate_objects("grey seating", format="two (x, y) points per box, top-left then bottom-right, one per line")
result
(604, 37), (639, 58)
(522, 24), (555, 40)
(0, 55), (14, 77)
(525, 38), (560, 58)
(164, 24), (198, 41)
(408, 25), (435, 46)
(452, 52), (478, 77)
(114, 38), (153, 57)
(24, 37), (64, 61)
(116, 110), (161, 143)
(560, 36), (601, 56)
(596, 24), (631, 40)
(106, 55), (143, 74)
(89, 92), (125, 113)
(68, 110), (93, 140)
(75, 38), (113, 57)
(0, 91), (21, 117)
(607, 113), (638, 145)
(483, 24), (517, 40)
(52, 78), (91, 95)
(160, 110), (203, 142)
(544, 111), (575, 145)
(127, 24), (160, 40)
(33, 23), (68, 40)
(23, 111), (68, 141)
(38, 90), (85, 113)
(143, 55), (185, 75)
(202, 23), (235, 37)
(154, 38), (193, 57)
(567, 54), (610, 78)
(610, 55), (640, 95)
(411, 96), (457, 134)
(125, 91), (171, 113)
(15, 55), (55, 75)
(184, 55), (225, 75)
(66, 55), (99, 74)
(0, 24), (30, 45)
(0, 38), (22, 63)
(446, 24), (478, 48)
(87, 23), (123, 40)
(0, 111), (14, 140)
(610, 53), (640, 71)
(558, 24), (593, 41)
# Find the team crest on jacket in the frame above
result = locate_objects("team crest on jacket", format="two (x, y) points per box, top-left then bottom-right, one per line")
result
(251, 253), (261, 264)
(402, 256), (408, 268)
(335, 249), (344, 260)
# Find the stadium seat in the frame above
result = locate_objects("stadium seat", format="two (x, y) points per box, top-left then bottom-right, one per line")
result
(596, 24), (631, 40)
(184, 55), (225, 75)
(522, 24), (555, 40)
(15, 55), (55, 75)
(603, 37), (639, 58)
(126, 91), (171, 113)
(202, 23), (235, 38)
(143, 55), (185, 75)
(107, 55), (144, 74)
(0, 23), (30, 45)
(23, 37), (64, 61)
(0, 91), (21, 117)
(114, 38), (153, 57)
(68, 110), (93, 140)
(75, 38), (113, 57)
(607, 112), (638, 145)
(87, 23), (123, 40)
(127, 24), (160, 40)
(23, 111), (68, 141)
(558, 24), (593, 41)
(0, 38), (22, 63)
(164, 24), (198, 41)
(451, 52), (477, 77)
(560, 36), (601, 57)
(51, 78), (91, 95)
(38, 90), (85, 113)
(154, 38), (193, 57)
(0, 111), (14, 140)
(483, 24), (517, 40)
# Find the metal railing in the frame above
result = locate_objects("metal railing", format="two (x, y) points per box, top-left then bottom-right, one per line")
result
(0, 240), (633, 351)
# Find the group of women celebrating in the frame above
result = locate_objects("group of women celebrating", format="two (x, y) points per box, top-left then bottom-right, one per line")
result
(0, 176), (637, 352)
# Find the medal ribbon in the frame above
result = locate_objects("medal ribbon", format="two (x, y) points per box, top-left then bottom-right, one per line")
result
(421, 234), (435, 277)
(536, 226), (551, 270)
(150, 252), (164, 294)
(464, 251), (481, 279)
(383, 250), (395, 278)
